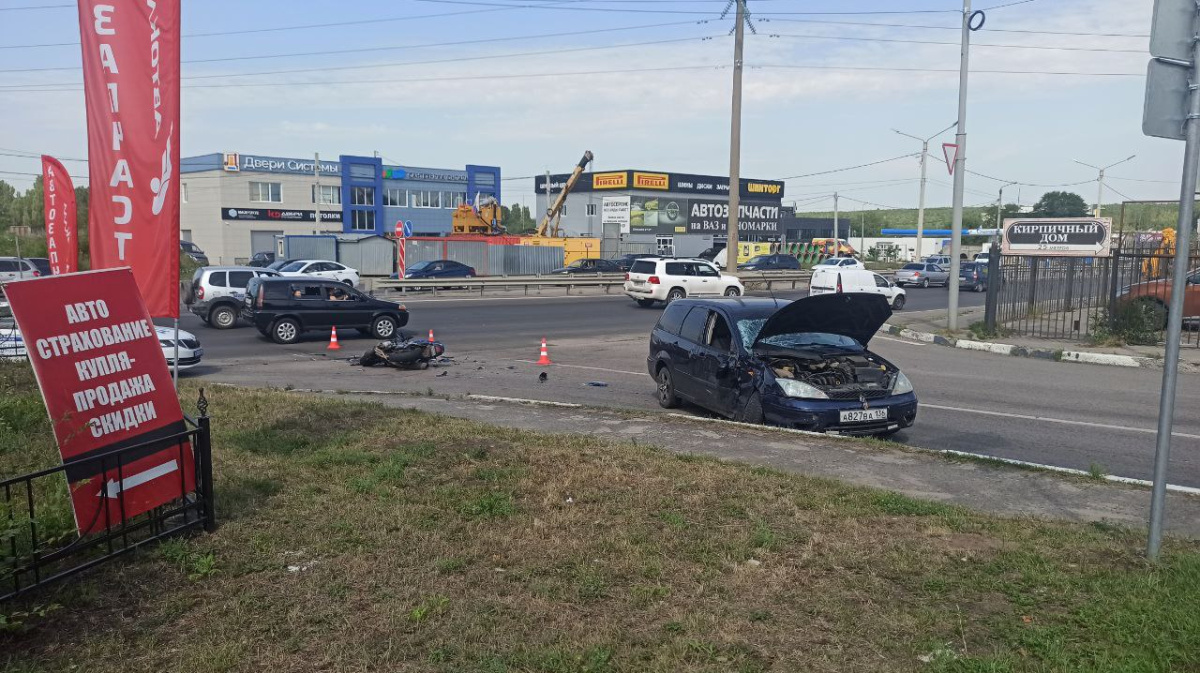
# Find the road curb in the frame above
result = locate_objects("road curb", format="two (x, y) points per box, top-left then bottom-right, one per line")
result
(881, 323), (1177, 370)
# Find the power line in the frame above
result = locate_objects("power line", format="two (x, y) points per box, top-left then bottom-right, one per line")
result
(0, 3), (70, 9)
(0, 20), (709, 73)
(778, 153), (919, 181)
(758, 63), (1140, 77)
(768, 32), (1143, 54)
(416, 0), (958, 16)
(761, 17), (1149, 39)
(1108, 175), (1180, 184)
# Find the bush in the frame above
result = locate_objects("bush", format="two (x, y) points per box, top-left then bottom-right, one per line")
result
(1091, 301), (1164, 346)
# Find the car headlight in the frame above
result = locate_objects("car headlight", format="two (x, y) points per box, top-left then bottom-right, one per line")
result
(775, 378), (829, 399)
(892, 371), (914, 395)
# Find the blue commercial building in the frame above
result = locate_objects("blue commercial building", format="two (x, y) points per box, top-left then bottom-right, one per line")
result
(179, 151), (501, 264)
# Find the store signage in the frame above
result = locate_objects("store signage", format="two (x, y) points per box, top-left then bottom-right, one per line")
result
(222, 152), (240, 171)
(382, 167), (407, 179)
(633, 172), (670, 190)
(602, 196), (631, 233)
(231, 154), (341, 176)
(399, 169), (467, 183)
(686, 200), (780, 234)
(221, 208), (343, 223)
(747, 182), (782, 195)
(3, 269), (193, 535)
(593, 172), (628, 190)
(630, 196), (688, 235)
(41, 155), (78, 275)
(1001, 218), (1112, 257)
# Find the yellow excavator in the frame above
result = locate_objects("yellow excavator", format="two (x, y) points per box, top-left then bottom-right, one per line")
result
(536, 150), (593, 237)
(450, 195), (506, 236)
(1143, 227), (1176, 278)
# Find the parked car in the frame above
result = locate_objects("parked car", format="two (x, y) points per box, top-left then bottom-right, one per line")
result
(958, 262), (991, 292)
(647, 294), (917, 436)
(550, 258), (622, 275)
(248, 251), (276, 268)
(697, 246), (725, 262)
(810, 268), (907, 310)
(277, 259), (360, 286)
(156, 325), (204, 370)
(895, 263), (950, 288)
(811, 256), (865, 272)
(0, 321), (25, 360)
(625, 258), (744, 307)
(972, 251), (992, 265)
(739, 254), (802, 272)
(923, 255), (952, 267)
(1116, 268), (1200, 328)
(180, 241), (209, 265)
(0, 257), (45, 282)
(400, 260), (477, 280)
(611, 253), (657, 272)
(242, 277), (409, 344)
(187, 266), (280, 329)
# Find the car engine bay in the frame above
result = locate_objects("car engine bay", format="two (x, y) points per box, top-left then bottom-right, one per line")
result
(768, 353), (896, 393)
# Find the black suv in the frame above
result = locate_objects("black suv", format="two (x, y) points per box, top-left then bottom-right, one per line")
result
(243, 277), (409, 344)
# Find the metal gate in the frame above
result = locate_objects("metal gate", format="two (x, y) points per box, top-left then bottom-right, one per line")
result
(250, 230), (282, 255)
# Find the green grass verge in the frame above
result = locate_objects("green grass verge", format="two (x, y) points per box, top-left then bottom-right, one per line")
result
(1, 362), (1199, 671)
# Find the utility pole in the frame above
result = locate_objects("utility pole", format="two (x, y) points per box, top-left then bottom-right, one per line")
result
(994, 182), (1016, 230)
(947, 0), (973, 331)
(1146, 2), (1200, 561)
(832, 192), (839, 248)
(1073, 155), (1136, 218)
(725, 0), (746, 274)
(313, 152), (321, 228)
(894, 121), (956, 262)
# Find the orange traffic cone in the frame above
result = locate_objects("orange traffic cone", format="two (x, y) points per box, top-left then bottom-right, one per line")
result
(327, 326), (341, 350)
(428, 328), (435, 343)
(536, 337), (552, 366)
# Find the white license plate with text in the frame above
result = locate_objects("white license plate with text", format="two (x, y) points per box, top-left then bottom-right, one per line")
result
(839, 408), (888, 424)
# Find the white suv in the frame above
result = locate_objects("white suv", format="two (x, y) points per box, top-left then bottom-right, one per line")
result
(624, 258), (745, 307)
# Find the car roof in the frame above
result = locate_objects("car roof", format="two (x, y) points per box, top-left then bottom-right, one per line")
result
(203, 265), (268, 272)
(257, 276), (341, 285)
(671, 297), (790, 319)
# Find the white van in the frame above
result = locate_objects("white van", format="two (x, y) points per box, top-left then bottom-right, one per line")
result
(809, 267), (907, 310)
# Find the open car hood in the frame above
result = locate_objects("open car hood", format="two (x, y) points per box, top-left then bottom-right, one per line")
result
(753, 292), (892, 349)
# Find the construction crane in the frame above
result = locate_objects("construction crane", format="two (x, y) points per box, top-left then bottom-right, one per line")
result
(536, 150), (593, 237)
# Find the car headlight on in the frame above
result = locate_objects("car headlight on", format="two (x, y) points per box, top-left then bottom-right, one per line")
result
(892, 371), (914, 395)
(775, 378), (829, 399)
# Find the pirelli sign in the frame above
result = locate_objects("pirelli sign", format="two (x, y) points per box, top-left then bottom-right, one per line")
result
(592, 172), (628, 190)
(633, 172), (670, 190)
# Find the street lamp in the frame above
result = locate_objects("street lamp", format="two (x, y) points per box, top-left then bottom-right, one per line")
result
(1073, 155), (1136, 217)
(893, 121), (957, 260)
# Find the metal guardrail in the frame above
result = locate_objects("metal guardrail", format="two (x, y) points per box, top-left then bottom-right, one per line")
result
(373, 271), (813, 295)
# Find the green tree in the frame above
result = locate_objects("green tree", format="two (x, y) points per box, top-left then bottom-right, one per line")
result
(979, 202), (1021, 229)
(1031, 191), (1089, 218)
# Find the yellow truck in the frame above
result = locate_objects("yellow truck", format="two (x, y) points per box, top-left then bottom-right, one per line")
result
(521, 236), (602, 266)
(713, 242), (775, 267)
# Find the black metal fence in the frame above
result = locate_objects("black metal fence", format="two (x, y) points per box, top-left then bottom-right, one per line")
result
(1, 392), (215, 603)
(986, 242), (1200, 346)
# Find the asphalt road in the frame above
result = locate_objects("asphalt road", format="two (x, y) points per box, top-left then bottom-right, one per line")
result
(157, 286), (1200, 490)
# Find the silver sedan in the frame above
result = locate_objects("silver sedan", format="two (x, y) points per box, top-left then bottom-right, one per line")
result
(895, 263), (950, 288)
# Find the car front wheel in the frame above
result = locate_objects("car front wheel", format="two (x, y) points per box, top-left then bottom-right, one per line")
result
(209, 305), (238, 330)
(371, 315), (397, 339)
(271, 318), (301, 344)
(724, 287), (741, 297)
(656, 367), (678, 409)
(737, 392), (764, 424)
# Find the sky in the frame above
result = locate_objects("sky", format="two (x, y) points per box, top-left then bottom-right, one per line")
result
(0, 0), (1183, 216)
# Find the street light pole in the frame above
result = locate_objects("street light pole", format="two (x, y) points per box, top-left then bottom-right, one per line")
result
(947, 0), (973, 331)
(894, 121), (956, 262)
(1073, 155), (1135, 218)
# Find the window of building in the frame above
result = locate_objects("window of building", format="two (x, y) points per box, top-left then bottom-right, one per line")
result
(411, 190), (441, 208)
(181, 182), (188, 204)
(443, 192), (465, 209)
(249, 181), (282, 203)
(586, 203), (597, 217)
(348, 164), (374, 179)
(312, 184), (340, 205)
(351, 210), (376, 231)
(656, 236), (675, 257)
(351, 186), (375, 206)
(384, 188), (406, 207)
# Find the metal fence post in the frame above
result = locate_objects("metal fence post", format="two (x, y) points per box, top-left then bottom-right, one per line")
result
(985, 247), (1001, 331)
(1107, 245), (1123, 330)
(196, 389), (216, 533)
(1026, 258), (1039, 309)
(1063, 258), (1077, 312)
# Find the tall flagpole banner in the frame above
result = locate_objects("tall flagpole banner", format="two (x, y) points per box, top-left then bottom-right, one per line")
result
(77, 0), (181, 318)
(41, 155), (79, 275)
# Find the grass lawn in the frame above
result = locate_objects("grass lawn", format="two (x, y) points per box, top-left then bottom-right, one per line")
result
(2, 363), (1199, 672)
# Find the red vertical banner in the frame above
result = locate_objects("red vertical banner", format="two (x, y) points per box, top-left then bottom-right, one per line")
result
(41, 155), (79, 275)
(77, 0), (181, 318)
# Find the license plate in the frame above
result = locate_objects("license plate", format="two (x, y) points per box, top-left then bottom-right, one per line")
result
(194, 348), (204, 358)
(839, 408), (888, 424)
(632, 279), (645, 286)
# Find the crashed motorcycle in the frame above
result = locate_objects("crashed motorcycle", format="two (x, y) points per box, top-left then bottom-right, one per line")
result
(358, 334), (446, 369)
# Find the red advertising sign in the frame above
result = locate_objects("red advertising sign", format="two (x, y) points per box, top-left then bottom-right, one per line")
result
(77, 0), (181, 318)
(41, 155), (78, 275)
(4, 268), (193, 535)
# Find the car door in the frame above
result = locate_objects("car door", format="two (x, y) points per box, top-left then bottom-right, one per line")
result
(226, 270), (255, 302)
(692, 309), (739, 414)
(692, 262), (722, 296)
(673, 306), (710, 403)
(325, 262), (351, 283)
(292, 282), (332, 329)
(929, 264), (949, 285)
(872, 273), (894, 300)
(1184, 271), (1200, 318)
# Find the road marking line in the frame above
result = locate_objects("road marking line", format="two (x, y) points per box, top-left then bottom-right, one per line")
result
(874, 335), (927, 346)
(922, 402), (1200, 440)
(513, 360), (651, 377)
